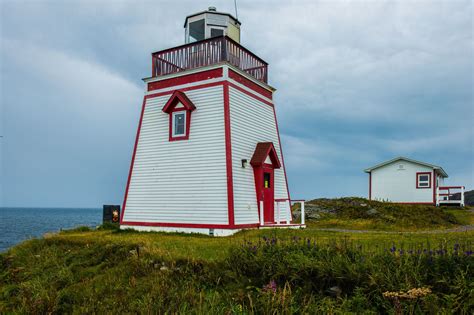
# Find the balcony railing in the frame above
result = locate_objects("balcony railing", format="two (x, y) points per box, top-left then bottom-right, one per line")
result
(152, 36), (268, 83)
(436, 186), (465, 207)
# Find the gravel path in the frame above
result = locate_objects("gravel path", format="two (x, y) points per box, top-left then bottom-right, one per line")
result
(313, 225), (474, 234)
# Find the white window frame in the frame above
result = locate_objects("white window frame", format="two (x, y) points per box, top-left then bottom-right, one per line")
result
(172, 111), (186, 137)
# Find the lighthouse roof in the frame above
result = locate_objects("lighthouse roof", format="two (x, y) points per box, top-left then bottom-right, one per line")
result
(184, 8), (241, 27)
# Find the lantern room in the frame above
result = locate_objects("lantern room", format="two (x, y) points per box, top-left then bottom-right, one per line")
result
(184, 6), (241, 44)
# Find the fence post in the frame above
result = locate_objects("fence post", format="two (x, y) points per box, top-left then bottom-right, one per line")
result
(436, 186), (439, 206)
(259, 200), (264, 226)
(301, 201), (305, 225)
(286, 202), (291, 224)
(461, 186), (465, 207)
(276, 201), (280, 225)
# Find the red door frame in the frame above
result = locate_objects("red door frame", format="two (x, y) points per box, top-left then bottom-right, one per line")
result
(253, 163), (275, 224)
(262, 164), (275, 223)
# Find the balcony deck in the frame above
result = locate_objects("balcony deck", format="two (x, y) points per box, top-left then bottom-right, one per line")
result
(151, 36), (268, 84)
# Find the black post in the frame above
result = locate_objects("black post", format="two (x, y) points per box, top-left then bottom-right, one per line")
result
(103, 205), (120, 225)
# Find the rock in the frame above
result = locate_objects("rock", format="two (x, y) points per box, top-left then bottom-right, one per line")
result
(360, 203), (367, 207)
(160, 266), (169, 271)
(367, 208), (378, 215)
(327, 286), (342, 297)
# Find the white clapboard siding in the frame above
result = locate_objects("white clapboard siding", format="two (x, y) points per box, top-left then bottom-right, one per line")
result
(123, 86), (229, 224)
(371, 161), (433, 203)
(229, 87), (290, 224)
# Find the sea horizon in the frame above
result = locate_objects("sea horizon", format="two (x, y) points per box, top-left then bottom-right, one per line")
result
(0, 207), (103, 252)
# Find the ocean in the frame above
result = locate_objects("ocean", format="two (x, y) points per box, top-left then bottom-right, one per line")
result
(0, 207), (102, 252)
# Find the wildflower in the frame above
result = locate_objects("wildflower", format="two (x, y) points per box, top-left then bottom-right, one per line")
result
(383, 287), (431, 300)
(390, 245), (396, 253)
(263, 280), (277, 294)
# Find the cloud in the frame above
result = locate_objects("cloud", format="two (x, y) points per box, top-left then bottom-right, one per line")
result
(1, 0), (472, 206)
(1, 38), (142, 207)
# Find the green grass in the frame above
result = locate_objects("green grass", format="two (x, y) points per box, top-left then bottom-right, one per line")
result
(298, 198), (469, 231)
(1, 224), (473, 313)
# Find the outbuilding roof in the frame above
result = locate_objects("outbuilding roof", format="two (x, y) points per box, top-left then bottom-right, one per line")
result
(250, 142), (281, 168)
(364, 156), (448, 177)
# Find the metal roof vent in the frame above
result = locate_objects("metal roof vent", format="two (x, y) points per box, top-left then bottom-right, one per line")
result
(208, 6), (217, 12)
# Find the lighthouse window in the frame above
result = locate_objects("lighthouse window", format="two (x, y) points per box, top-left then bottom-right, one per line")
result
(210, 28), (224, 38)
(172, 111), (186, 137)
(189, 19), (205, 42)
(264, 173), (271, 188)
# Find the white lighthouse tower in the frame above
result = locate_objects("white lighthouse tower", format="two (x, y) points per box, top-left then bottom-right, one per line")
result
(120, 8), (298, 236)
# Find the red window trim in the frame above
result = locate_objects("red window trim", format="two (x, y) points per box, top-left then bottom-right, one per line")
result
(162, 90), (196, 142)
(169, 108), (191, 141)
(416, 172), (432, 189)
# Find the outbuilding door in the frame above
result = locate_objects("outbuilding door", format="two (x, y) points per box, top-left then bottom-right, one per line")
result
(263, 165), (275, 223)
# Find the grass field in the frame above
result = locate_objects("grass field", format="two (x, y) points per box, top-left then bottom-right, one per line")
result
(1, 202), (473, 314)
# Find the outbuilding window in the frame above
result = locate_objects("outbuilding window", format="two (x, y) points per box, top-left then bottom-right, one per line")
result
(416, 172), (431, 189)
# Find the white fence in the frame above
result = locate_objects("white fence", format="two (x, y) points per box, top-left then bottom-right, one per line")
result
(258, 199), (305, 226)
(436, 186), (465, 207)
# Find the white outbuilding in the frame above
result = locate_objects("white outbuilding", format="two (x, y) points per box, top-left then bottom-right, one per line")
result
(364, 157), (465, 206)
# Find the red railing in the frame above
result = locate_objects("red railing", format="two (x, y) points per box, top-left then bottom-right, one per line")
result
(437, 186), (465, 206)
(152, 36), (268, 83)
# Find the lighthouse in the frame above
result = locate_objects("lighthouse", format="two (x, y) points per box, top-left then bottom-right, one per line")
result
(120, 7), (298, 236)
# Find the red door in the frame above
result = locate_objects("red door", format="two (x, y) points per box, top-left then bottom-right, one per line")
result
(263, 166), (274, 223)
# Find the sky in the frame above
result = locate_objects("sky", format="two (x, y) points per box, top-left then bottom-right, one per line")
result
(0, 0), (473, 207)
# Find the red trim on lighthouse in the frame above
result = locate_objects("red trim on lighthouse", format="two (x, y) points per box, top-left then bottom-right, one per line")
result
(162, 90), (196, 141)
(250, 142), (281, 168)
(223, 82), (235, 226)
(120, 221), (260, 229)
(121, 96), (147, 224)
(148, 68), (223, 91)
(228, 82), (273, 107)
(228, 69), (273, 99)
(162, 90), (196, 113)
(272, 105), (292, 203)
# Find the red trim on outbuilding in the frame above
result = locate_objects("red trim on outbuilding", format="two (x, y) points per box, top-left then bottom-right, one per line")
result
(228, 69), (273, 99)
(416, 172), (432, 189)
(369, 172), (372, 200)
(147, 68), (223, 91)
(223, 82), (235, 226)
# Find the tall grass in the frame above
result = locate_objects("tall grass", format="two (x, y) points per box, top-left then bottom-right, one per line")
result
(1, 233), (472, 314)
